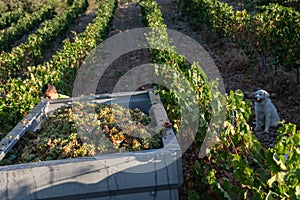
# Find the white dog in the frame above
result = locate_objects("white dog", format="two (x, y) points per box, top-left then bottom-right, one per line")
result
(254, 89), (280, 133)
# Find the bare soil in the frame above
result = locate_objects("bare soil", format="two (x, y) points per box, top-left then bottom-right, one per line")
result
(96, 0), (151, 93)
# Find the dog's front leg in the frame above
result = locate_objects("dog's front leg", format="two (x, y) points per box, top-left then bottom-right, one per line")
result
(254, 116), (263, 132)
(264, 113), (271, 133)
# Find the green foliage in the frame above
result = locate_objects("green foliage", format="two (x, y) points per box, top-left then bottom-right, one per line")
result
(257, 0), (300, 11)
(182, 0), (300, 72)
(0, 5), (55, 52)
(0, 0), (60, 13)
(140, 0), (166, 28)
(265, 123), (300, 199)
(0, 8), (24, 30)
(254, 3), (300, 70)
(187, 90), (300, 200)
(0, 0), (88, 81)
(183, 87), (299, 200)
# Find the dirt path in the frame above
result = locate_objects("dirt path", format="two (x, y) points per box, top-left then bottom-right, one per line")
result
(96, 0), (152, 94)
(108, 0), (144, 36)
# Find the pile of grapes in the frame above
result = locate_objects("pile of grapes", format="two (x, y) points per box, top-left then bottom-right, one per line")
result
(0, 103), (163, 166)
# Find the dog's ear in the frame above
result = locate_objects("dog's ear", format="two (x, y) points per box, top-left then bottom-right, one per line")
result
(263, 90), (270, 98)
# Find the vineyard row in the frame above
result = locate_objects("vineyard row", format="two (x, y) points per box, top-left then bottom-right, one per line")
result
(0, 0), (88, 82)
(183, 0), (300, 71)
(0, 5), (55, 52)
(0, 8), (24, 30)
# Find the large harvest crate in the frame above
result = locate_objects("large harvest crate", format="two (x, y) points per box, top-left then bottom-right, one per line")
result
(0, 90), (183, 200)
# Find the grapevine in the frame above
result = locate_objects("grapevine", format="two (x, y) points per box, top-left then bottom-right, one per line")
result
(0, 0), (88, 81)
(0, 5), (55, 52)
(182, 0), (300, 72)
(0, 9), (24, 30)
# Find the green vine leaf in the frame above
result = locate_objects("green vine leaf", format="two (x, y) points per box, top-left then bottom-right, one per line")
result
(267, 171), (286, 188)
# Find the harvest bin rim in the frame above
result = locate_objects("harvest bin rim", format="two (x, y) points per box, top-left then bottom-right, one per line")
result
(0, 90), (183, 200)
(0, 90), (173, 163)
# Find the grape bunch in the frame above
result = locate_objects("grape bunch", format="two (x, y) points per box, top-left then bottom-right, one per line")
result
(0, 103), (163, 166)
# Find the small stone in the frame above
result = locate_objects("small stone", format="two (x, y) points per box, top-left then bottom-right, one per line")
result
(130, 56), (137, 61)
(263, 138), (270, 143)
(268, 144), (275, 148)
